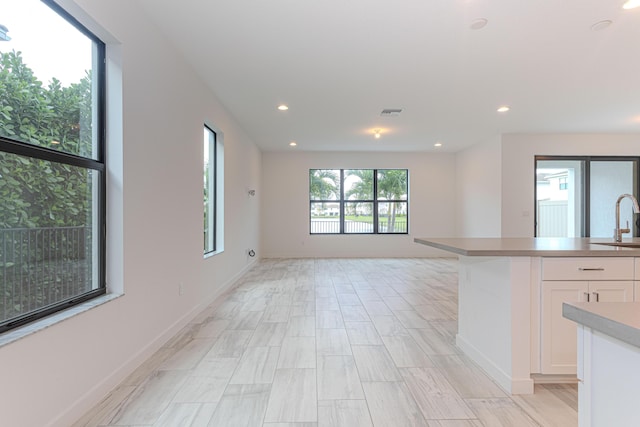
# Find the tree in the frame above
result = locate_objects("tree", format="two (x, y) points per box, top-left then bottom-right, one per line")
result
(377, 170), (408, 232)
(309, 169), (339, 200)
(0, 50), (93, 229)
(345, 169), (373, 216)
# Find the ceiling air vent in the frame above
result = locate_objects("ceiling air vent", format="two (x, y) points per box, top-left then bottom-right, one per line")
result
(380, 108), (403, 117)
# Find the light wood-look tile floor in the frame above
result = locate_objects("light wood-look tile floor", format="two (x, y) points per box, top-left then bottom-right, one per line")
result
(73, 258), (577, 427)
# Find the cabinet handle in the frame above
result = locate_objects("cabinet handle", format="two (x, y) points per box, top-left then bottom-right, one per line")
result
(578, 267), (605, 271)
(592, 292), (600, 302)
(583, 292), (590, 302)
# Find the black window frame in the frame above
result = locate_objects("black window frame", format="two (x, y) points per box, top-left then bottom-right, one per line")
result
(534, 155), (640, 237)
(0, 0), (106, 333)
(203, 124), (217, 255)
(309, 168), (409, 235)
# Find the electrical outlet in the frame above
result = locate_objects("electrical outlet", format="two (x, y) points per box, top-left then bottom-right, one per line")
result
(178, 282), (184, 296)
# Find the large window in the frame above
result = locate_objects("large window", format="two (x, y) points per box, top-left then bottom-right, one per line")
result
(535, 156), (639, 237)
(310, 169), (408, 234)
(204, 125), (223, 255)
(0, 0), (106, 332)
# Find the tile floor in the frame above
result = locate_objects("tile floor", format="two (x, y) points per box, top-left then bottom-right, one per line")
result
(73, 258), (577, 426)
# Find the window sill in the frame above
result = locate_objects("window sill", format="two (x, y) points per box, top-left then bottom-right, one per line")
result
(204, 249), (224, 259)
(0, 293), (123, 349)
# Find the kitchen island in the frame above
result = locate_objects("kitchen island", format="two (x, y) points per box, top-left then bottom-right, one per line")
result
(563, 302), (640, 426)
(414, 237), (640, 395)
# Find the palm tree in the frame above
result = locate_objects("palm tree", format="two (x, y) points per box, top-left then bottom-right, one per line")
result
(309, 169), (339, 200)
(345, 169), (374, 200)
(344, 169), (374, 217)
(377, 170), (408, 232)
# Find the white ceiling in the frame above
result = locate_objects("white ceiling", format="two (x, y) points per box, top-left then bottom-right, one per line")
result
(136, 0), (640, 152)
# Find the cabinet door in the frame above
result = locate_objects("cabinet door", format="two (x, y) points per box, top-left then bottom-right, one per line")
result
(588, 281), (634, 302)
(541, 281), (588, 374)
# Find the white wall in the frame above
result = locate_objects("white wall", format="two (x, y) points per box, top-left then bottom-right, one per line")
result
(455, 137), (502, 237)
(0, 2), (261, 426)
(501, 134), (640, 237)
(261, 151), (457, 258)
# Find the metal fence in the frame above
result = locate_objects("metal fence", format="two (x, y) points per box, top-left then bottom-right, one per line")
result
(311, 219), (407, 233)
(0, 226), (91, 323)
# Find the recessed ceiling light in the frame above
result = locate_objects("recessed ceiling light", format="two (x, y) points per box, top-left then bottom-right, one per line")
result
(289, 141), (297, 147)
(591, 20), (613, 31)
(434, 142), (443, 147)
(623, 0), (640, 10)
(277, 104), (289, 111)
(497, 106), (510, 113)
(470, 18), (488, 30)
(373, 129), (382, 139)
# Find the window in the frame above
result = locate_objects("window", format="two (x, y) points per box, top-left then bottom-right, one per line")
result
(0, 0), (106, 332)
(558, 177), (568, 190)
(204, 126), (216, 254)
(204, 125), (223, 255)
(535, 156), (639, 237)
(310, 169), (408, 234)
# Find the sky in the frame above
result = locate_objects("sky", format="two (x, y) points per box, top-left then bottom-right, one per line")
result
(0, 0), (93, 87)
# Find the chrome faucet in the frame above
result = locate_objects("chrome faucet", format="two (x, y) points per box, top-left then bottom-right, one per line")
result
(614, 194), (640, 242)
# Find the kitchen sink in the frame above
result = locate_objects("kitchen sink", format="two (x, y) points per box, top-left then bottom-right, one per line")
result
(594, 242), (640, 248)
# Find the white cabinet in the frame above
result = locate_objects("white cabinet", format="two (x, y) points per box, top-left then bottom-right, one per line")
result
(542, 257), (634, 282)
(577, 324), (640, 426)
(540, 257), (634, 375)
(589, 281), (634, 302)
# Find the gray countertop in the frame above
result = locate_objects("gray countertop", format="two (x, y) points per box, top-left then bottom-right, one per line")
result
(563, 302), (640, 349)
(413, 237), (640, 257)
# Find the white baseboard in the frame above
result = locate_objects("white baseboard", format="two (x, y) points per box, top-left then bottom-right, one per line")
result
(456, 334), (534, 395)
(261, 254), (455, 259)
(53, 258), (259, 427)
(531, 374), (579, 384)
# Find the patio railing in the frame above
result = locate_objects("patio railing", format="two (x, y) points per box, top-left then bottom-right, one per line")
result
(311, 219), (407, 233)
(0, 226), (91, 323)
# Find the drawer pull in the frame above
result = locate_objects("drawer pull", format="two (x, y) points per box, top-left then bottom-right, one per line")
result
(578, 267), (605, 271)
(584, 292), (590, 302)
(592, 292), (600, 302)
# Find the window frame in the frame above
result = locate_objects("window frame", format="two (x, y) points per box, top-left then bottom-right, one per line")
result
(204, 124), (217, 255)
(534, 155), (640, 237)
(309, 168), (409, 235)
(0, 0), (106, 333)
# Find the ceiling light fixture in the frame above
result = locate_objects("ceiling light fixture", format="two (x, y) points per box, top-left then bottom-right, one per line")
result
(373, 129), (382, 139)
(470, 18), (488, 30)
(623, 0), (640, 9)
(497, 106), (510, 113)
(289, 141), (297, 147)
(591, 20), (613, 31)
(277, 104), (289, 111)
(380, 108), (403, 117)
(434, 142), (442, 147)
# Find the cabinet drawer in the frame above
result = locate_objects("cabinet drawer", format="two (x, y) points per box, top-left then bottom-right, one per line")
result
(542, 257), (634, 281)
